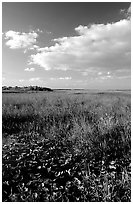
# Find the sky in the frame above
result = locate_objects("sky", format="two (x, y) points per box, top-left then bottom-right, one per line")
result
(2, 2), (131, 89)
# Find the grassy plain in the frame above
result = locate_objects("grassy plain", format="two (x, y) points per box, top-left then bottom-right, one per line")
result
(2, 90), (131, 201)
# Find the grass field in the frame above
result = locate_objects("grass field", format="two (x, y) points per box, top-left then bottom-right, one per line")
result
(2, 90), (131, 202)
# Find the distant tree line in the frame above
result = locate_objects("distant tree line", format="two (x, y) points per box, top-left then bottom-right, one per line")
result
(2, 86), (53, 92)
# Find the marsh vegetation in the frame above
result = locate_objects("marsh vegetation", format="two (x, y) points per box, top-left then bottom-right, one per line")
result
(2, 90), (131, 201)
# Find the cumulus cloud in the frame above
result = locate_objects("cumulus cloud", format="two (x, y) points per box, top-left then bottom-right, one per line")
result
(29, 45), (40, 51)
(24, 67), (35, 72)
(29, 18), (131, 76)
(4, 30), (38, 50)
(120, 5), (131, 19)
(19, 79), (24, 82)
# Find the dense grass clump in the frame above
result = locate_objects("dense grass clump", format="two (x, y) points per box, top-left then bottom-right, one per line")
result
(2, 91), (131, 201)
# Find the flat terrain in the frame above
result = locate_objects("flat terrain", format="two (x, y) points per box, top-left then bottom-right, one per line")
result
(2, 90), (131, 202)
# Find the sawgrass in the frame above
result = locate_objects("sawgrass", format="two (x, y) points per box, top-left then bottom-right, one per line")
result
(2, 91), (131, 201)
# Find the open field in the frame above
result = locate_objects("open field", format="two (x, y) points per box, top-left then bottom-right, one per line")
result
(2, 90), (131, 202)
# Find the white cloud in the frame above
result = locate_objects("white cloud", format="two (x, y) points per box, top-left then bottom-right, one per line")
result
(120, 5), (131, 19)
(29, 18), (130, 76)
(54, 64), (70, 71)
(4, 30), (38, 50)
(19, 79), (24, 82)
(127, 5), (131, 15)
(117, 75), (130, 79)
(82, 72), (88, 76)
(24, 67), (35, 72)
(50, 77), (56, 81)
(36, 28), (43, 33)
(29, 77), (40, 82)
(50, 77), (72, 80)
(59, 77), (72, 80)
(98, 72), (102, 75)
(28, 45), (40, 51)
